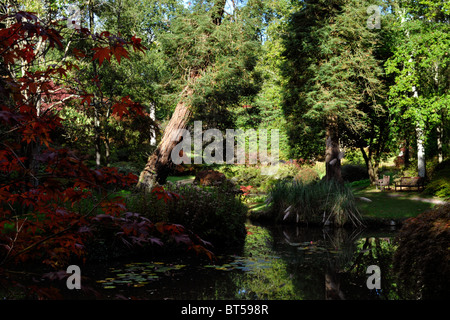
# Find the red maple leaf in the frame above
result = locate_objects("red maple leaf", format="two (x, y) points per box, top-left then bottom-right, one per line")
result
(111, 99), (129, 119)
(92, 47), (111, 66)
(130, 35), (147, 52)
(112, 45), (129, 64)
(72, 48), (85, 59)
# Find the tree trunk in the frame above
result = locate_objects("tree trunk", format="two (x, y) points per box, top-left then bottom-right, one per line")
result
(412, 79), (426, 178)
(149, 102), (157, 147)
(404, 137), (411, 168)
(94, 104), (102, 168)
(325, 116), (342, 182)
(137, 86), (193, 190)
(437, 125), (443, 163)
(137, 0), (227, 190)
(434, 63), (443, 164)
(360, 147), (379, 185)
(416, 123), (426, 178)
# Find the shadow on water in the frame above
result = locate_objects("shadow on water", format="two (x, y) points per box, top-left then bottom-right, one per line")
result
(83, 222), (401, 300)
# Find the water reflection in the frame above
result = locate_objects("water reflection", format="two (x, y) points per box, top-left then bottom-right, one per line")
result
(92, 223), (399, 300)
(269, 224), (398, 300)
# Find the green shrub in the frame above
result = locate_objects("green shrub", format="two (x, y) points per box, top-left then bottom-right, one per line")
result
(218, 163), (323, 193)
(425, 177), (450, 199)
(424, 159), (450, 200)
(110, 161), (142, 176)
(312, 161), (326, 179)
(123, 183), (247, 249)
(341, 164), (369, 182)
(164, 182), (248, 249)
(378, 167), (401, 182)
(265, 179), (364, 227)
(393, 204), (450, 299)
(343, 149), (366, 165)
(122, 188), (169, 222)
(220, 165), (264, 190)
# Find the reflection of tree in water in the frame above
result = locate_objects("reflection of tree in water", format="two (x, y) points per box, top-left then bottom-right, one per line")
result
(341, 235), (399, 300)
(323, 228), (361, 300)
(229, 224), (301, 300)
(271, 225), (397, 300)
(212, 223), (399, 300)
(267, 225), (357, 300)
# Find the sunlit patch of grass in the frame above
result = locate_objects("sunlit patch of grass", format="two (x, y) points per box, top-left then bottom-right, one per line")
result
(166, 175), (195, 183)
(354, 187), (438, 219)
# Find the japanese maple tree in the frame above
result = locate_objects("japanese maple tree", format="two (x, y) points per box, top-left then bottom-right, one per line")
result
(0, 9), (213, 297)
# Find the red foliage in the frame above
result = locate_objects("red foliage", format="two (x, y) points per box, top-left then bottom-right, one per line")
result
(393, 204), (450, 299)
(0, 9), (213, 277)
(240, 185), (253, 196)
(152, 186), (183, 202)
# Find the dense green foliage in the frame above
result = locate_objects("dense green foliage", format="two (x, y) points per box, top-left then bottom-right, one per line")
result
(424, 159), (450, 200)
(19, 0), (445, 178)
(218, 162), (323, 193)
(281, 0), (388, 162)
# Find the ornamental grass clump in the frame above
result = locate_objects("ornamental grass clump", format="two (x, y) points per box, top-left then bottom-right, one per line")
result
(267, 179), (363, 227)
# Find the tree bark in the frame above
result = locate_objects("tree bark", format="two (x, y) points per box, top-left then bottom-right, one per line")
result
(137, 86), (193, 190)
(359, 147), (379, 185)
(325, 116), (343, 182)
(137, 0), (227, 190)
(149, 102), (157, 147)
(93, 104), (102, 168)
(416, 123), (426, 178)
(412, 82), (426, 178)
(434, 63), (443, 164)
(437, 125), (443, 163)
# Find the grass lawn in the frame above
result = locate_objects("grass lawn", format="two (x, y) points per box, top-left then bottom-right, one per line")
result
(354, 186), (443, 220)
(166, 175), (195, 183)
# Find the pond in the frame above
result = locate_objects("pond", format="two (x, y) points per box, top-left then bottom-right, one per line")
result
(82, 222), (403, 300)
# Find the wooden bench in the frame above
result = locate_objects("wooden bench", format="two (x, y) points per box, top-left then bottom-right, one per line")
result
(395, 177), (425, 191)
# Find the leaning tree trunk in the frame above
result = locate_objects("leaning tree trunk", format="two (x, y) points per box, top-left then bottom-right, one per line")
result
(137, 0), (227, 191)
(137, 86), (193, 190)
(325, 116), (343, 182)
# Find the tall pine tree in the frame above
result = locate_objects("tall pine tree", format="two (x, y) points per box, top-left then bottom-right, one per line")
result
(282, 0), (386, 182)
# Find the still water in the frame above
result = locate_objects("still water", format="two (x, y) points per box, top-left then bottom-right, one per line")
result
(84, 222), (401, 300)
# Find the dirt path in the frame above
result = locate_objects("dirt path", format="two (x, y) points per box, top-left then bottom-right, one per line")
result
(386, 193), (448, 205)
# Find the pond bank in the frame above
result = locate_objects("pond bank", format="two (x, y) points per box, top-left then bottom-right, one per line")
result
(247, 187), (447, 228)
(79, 221), (402, 300)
